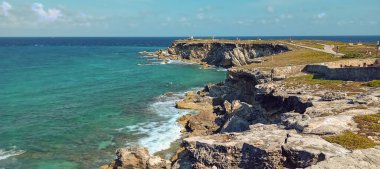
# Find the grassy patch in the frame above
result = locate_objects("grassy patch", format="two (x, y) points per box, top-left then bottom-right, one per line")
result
(284, 74), (366, 92)
(368, 80), (380, 87)
(354, 113), (380, 137)
(174, 38), (280, 45)
(335, 44), (378, 57)
(324, 131), (377, 150)
(242, 48), (340, 69)
(342, 52), (364, 59)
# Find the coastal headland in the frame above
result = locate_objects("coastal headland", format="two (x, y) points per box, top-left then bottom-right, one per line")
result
(102, 38), (380, 169)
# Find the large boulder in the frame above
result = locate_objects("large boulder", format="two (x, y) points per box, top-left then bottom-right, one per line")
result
(221, 102), (266, 133)
(181, 124), (292, 169)
(283, 133), (350, 168)
(186, 110), (220, 136)
(115, 147), (150, 169)
(102, 146), (170, 169)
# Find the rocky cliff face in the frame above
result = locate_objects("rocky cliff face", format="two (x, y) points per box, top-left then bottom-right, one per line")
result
(169, 67), (380, 169)
(104, 41), (380, 169)
(165, 41), (289, 68)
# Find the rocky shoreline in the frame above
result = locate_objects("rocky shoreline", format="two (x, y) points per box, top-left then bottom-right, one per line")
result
(102, 39), (380, 169)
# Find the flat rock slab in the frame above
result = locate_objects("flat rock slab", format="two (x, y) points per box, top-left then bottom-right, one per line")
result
(183, 124), (292, 169)
(309, 146), (380, 169)
(283, 133), (350, 168)
(302, 115), (355, 135)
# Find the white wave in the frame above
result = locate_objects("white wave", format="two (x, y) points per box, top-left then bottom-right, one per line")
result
(0, 147), (25, 161)
(166, 60), (193, 65)
(118, 90), (201, 154)
(216, 67), (228, 72)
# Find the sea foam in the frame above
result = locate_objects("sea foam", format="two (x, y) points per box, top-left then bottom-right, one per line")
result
(119, 91), (197, 154)
(0, 147), (25, 161)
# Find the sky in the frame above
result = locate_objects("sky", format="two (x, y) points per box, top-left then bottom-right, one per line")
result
(0, 0), (379, 37)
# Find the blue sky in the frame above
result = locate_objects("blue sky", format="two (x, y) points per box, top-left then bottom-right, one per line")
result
(0, 0), (379, 37)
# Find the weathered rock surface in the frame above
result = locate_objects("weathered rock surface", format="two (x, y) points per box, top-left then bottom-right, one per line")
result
(309, 146), (380, 169)
(181, 124), (292, 169)
(302, 115), (356, 135)
(165, 41), (289, 68)
(175, 91), (214, 112)
(283, 133), (350, 168)
(281, 112), (311, 131)
(321, 92), (346, 101)
(101, 146), (170, 169)
(221, 102), (266, 133)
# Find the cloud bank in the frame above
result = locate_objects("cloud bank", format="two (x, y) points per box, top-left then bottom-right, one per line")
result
(31, 3), (62, 22)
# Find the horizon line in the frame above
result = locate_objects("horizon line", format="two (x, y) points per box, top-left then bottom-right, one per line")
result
(0, 35), (380, 38)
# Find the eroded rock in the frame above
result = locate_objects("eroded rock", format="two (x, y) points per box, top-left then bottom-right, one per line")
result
(102, 146), (170, 169)
(309, 146), (380, 169)
(181, 124), (292, 169)
(302, 115), (355, 135)
(283, 133), (350, 168)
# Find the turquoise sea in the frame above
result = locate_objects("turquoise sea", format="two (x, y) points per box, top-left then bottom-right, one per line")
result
(1, 36), (378, 168)
(0, 38), (226, 168)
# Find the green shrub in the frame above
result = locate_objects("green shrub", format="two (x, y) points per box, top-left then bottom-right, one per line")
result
(342, 52), (363, 59)
(368, 80), (380, 87)
(324, 131), (377, 150)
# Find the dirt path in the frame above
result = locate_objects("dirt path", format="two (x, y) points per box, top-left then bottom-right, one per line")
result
(282, 42), (345, 56)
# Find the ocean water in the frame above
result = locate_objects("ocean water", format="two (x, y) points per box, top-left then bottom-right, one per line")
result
(0, 38), (226, 168)
(0, 36), (378, 168)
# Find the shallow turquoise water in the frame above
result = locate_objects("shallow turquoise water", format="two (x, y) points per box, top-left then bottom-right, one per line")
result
(0, 44), (225, 168)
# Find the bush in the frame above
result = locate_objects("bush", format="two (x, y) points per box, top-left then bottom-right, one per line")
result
(342, 52), (363, 59)
(368, 80), (380, 87)
(324, 131), (377, 150)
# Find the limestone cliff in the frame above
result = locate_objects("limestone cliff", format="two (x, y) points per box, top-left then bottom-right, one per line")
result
(104, 41), (380, 169)
(163, 40), (289, 68)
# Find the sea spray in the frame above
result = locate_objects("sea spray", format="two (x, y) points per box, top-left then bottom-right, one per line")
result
(118, 90), (200, 154)
(0, 147), (25, 161)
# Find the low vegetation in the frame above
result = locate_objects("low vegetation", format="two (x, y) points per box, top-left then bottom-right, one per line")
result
(325, 113), (380, 150)
(342, 52), (364, 59)
(354, 113), (380, 138)
(368, 80), (380, 87)
(324, 131), (377, 150)
(174, 38), (280, 45)
(335, 44), (378, 57)
(242, 48), (340, 69)
(284, 74), (366, 92)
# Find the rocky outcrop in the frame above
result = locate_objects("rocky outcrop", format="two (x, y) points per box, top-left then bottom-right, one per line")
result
(104, 40), (380, 169)
(283, 133), (350, 168)
(163, 41), (289, 68)
(309, 146), (380, 169)
(180, 124), (291, 169)
(101, 146), (170, 169)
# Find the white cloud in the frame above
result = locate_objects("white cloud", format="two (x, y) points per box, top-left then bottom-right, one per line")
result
(267, 6), (275, 13)
(316, 12), (326, 19)
(31, 3), (63, 22)
(1, 1), (12, 16)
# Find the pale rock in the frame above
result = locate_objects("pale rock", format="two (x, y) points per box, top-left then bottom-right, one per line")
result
(309, 146), (380, 169)
(283, 133), (350, 168)
(302, 115), (355, 135)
